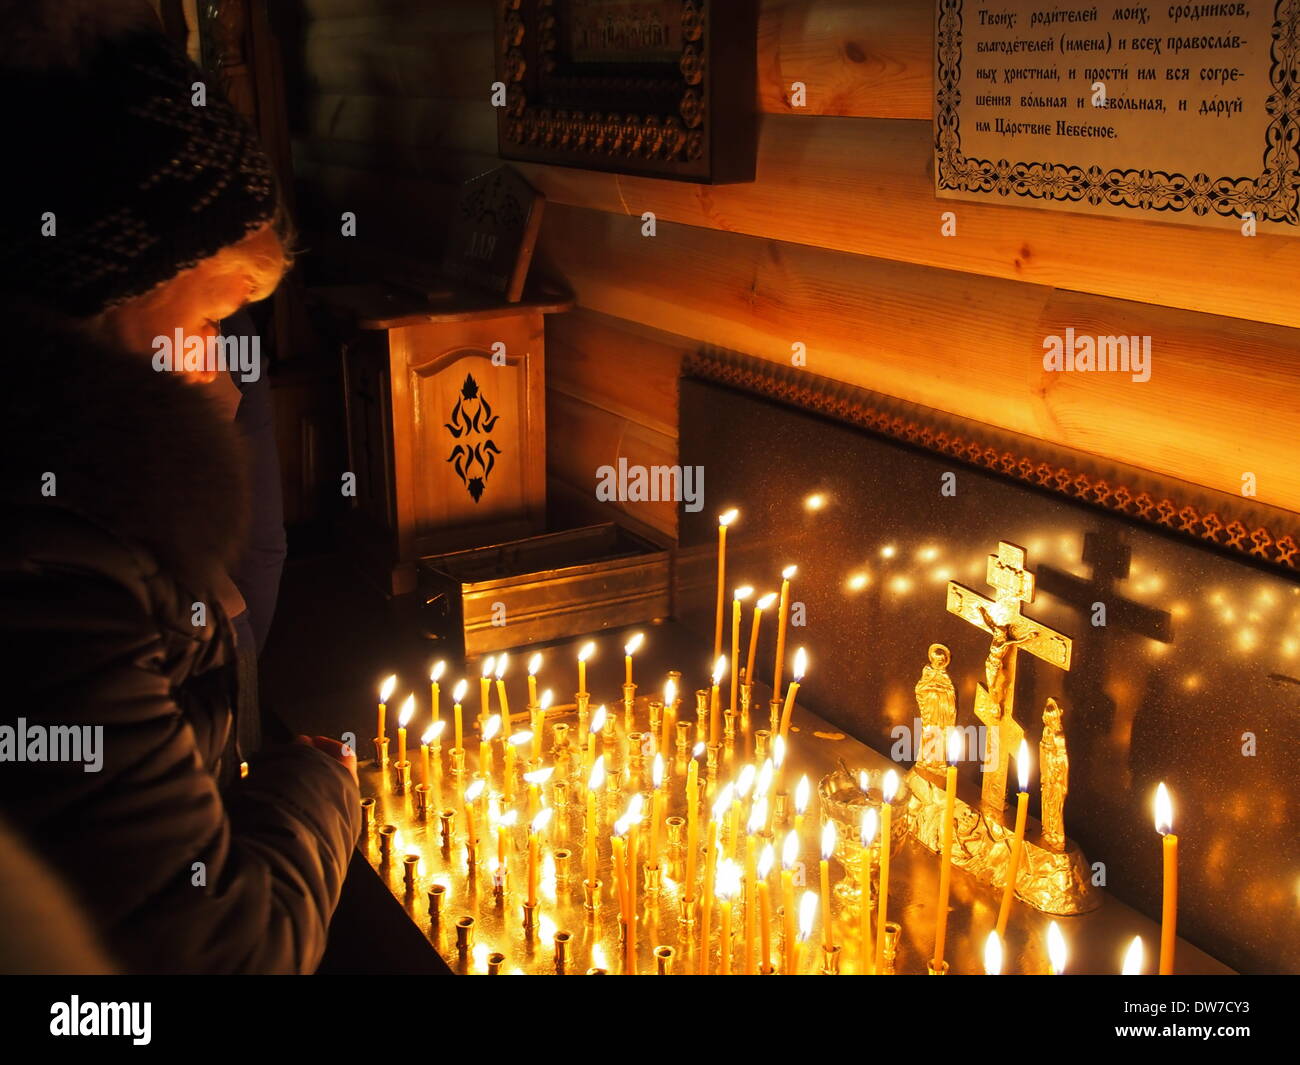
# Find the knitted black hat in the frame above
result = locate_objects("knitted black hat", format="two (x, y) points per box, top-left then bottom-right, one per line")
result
(0, 1), (278, 317)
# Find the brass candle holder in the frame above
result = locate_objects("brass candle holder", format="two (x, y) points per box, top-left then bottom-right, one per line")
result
(455, 915), (475, 955)
(768, 698), (782, 738)
(554, 848), (572, 886)
(360, 796), (376, 835)
(428, 882), (446, 920)
(522, 901), (538, 938)
(583, 878), (602, 915)
(654, 945), (675, 975)
(705, 743), (721, 776)
(754, 729), (770, 761)
(487, 952), (505, 975)
(927, 959), (949, 975)
(449, 746), (466, 778)
(412, 782), (431, 819)
(648, 699), (663, 744)
(377, 823), (396, 864)
(678, 895), (697, 927)
(675, 720), (692, 759)
(723, 708), (737, 744)
(402, 853), (420, 893)
(575, 692), (589, 738)
(438, 809), (456, 851)
(622, 683), (637, 730)
(882, 921), (902, 975)
(628, 732), (646, 777)
(643, 864), (662, 893)
(694, 689), (710, 745)
(821, 944), (842, 975)
(372, 735), (389, 769)
(390, 758), (411, 794)
(554, 930), (572, 973)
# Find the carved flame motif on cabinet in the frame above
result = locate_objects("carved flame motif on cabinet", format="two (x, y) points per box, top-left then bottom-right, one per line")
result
(444, 373), (502, 503)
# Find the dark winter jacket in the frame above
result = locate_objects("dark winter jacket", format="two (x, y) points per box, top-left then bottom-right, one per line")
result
(0, 311), (359, 974)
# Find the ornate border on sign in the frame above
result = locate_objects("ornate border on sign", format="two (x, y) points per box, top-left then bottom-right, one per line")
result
(683, 350), (1300, 572)
(499, 0), (707, 167)
(935, 0), (1300, 225)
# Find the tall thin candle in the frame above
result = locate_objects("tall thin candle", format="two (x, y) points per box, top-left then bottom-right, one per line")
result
(873, 769), (898, 975)
(377, 674), (396, 743)
(781, 830), (798, 974)
(577, 641), (595, 696)
(685, 754), (700, 898)
(623, 632), (643, 687)
(649, 754), (665, 869)
(396, 694), (415, 766)
(708, 655), (726, 748)
(533, 688), (552, 762)
(478, 656), (495, 732)
(429, 661), (445, 724)
(452, 679), (468, 752)
(747, 592), (776, 684)
(778, 647), (808, 741)
(995, 740), (1031, 938)
(585, 756), (605, 885)
(494, 654), (511, 730)
(932, 730), (961, 970)
(757, 843), (775, 974)
(730, 587), (752, 715)
(772, 565), (796, 693)
(528, 808), (551, 907)
(819, 821), (836, 950)
(859, 807), (878, 973)
(713, 509), (738, 661)
(1155, 782), (1178, 975)
(526, 653), (542, 710)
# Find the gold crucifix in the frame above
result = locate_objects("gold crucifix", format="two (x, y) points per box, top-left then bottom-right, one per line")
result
(946, 542), (1072, 822)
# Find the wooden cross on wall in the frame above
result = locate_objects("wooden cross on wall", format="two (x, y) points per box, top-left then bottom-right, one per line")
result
(946, 542), (1073, 822)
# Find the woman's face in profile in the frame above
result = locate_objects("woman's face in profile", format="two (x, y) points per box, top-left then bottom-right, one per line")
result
(93, 221), (287, 382)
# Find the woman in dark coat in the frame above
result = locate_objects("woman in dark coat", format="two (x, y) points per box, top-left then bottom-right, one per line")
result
(0, 1), (358, 973)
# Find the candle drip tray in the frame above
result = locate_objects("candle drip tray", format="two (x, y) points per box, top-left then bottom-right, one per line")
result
(904, 768), (1100, 916)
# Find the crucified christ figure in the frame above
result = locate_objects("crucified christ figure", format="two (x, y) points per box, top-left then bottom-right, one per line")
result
(976, 603), (1038, 708)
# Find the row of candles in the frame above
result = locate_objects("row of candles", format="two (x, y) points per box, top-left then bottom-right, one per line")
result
(370, 636), (1181, 974)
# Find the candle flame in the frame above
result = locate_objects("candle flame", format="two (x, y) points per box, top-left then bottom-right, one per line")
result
(482, 715), (501, 742)
(1047, 921), (1068, 974)
(882, 768), (899, 803)
(531, 808), (553, 834)
(494, 654), (509, 680)
(664, 678), (677, 705)
(792, 646), (808, 681)
(782, 565), (798, 580)
(756, 592), (777, 610)
(1017, 739), (1030, 792)
(379, 674), (397, 703)
(624, 632), (644, 656)
(1122, 935), (1144, 975)
(861, 807), (879, 847)
(773, 734), (786, 769)
(712, 783), (733, 822)
(452, 679), (468, 704)
(652, 753), (664, 788)
(481, 656), (496, 678)
(748, 797), (768, 835)
(528, 653), (543, 676)
(795, 775), (811, 814)
(590, 704), (607, 734)
(578, 641), (596, 663)
(465, 779), (485, 802)
(508, 730), (532, 748)
(716, 858), (741, 900)
(1154, 781), (1174, 835)
(782, 830), (799, 869)
(984, 930), (1004, 975)
(421, 721), (445, 745)
(736, 763), (756, 798)
(734, 585), (753, 601)
(692, 741), (705, 759)
(718, 508), (738, 527)
(947, 728), (964, 765)
(712, 655), (727, 685)
(523, 766), (554, 785)
(613, 818), (628, 838)
(798, 891), (818, 941)
(540, 688), (553, 711)
(589, 755), (605, 790)
(430, 660), (446, 682)
(758, 843), (775, 879)
(624, 792), (645, 823)
(821, 820), (836, 860)
(756, 759), (774, 797)
(804, 493), (826, 511)
(858, 769), (870, 793)
(397, 694), (416, 728)
(497, 809), (518, 829)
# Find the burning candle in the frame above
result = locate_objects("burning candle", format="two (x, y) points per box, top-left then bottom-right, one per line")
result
(528, 808), (552, 907)
(772, 565), (797, 693)
(984, 930), (1003, 975)
(995, 740), (1032, 938)
(1122, 935), (1144, 974)
(377, 674), (397, 743)
(420, 721), (444, 786)
(717, 859), (739, 975)
(624, 794), (645, 908)
(504, 730), (530, 803)
(479, 656), (495, 732)
(396, 694), (415, 766)
(464, 779), (485, 847)
(452, 679), (468, 752)
(494, 654), (511, 729)
(713, 508), (739, 661)
(758, 843), (775, 973)
(747, 592), (776, 684)
(859, 807), (878, 973)
(1155, 782), (1178, 975)
(660, 677), (677, 754)
(585, 756), (605, 885)
(795, 890), (817, 975)
(731, 587), (752, 715)
(577, 641), (595, 695)
(778, 647), (808, 741)
(533, 688), (552, 762)
(611, 824), (629, 919)
(586, 703), (607, 778)
(709, 655), (726, 748)
(429, 661), (445, 723)
(523, 765), (552, 825)
(819, 821), (836, 950)
(623, 632), (643, 687)
(873, 768), (898, 975)
(649, 753), (665, 869)
(699, 790), (725, 972)
(685, 750), (700, 897)
(480, 714), (501, 778)
(932, 730), (961, 971)
(781, 830), (798, 974)
(794, 774), (811, 837)
(1047, 921), (1068, 975)
(743, 811), (759, 973)
(527, 652), (542, 709)
(497, 808), (517, 870)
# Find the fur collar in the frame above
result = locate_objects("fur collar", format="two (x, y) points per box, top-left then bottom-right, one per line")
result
(0, 308), (249, 592)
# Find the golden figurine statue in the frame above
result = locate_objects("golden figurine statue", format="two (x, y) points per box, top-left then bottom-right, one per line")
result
(976, 603), (1038, 708)
(1039, 697), (1068, 852)
(914, 643), (956, 769)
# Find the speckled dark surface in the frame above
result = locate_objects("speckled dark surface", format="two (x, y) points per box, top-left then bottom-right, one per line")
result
(676, 377), (1299, 975)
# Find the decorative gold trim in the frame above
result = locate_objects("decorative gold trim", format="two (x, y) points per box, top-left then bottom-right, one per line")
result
(683, 351), (1300, 572)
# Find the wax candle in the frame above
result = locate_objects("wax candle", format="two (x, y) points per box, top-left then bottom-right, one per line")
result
(794, 774), (810, 838)
(611, 827), (629, 918)
(873, 769), (898, 975)
(757, 843), (775, 973)
(452, 679), (468, 752)
(709, 655), (726, 748)
(522, 765), (550, 823)
(623, 632), (643, 687)
(533, 688), (552, 762)
(527, 652), (542, 710)
(1155, 782), (1178, 975)
(717, 859), (738, 975)
(1122, 935), (1144, 975)
(932, 730), (961, 970)
(744, 825), (758, 974)
(819, 820), (836, 950)
(586, 703), (607, 778)
(503, 731), (530, 803)
(685, 754), (700, 898)
(497, 809), (516, 869)
(585, 756), (605, 885)
(713, 508), (738, 661)
(795, 891), (818, 975)
(429, 661), (445, 724)
(494, 654), (511, 730)
(528, 808), (551, 907)
(420, 721), (443, 786)
(577, 641), (595, 695)
(773, 733), (788, 797)
(478, 656), (495, 731)
(377, 674), (396, 743)
(995, 740), (1032, 938)
(731, 587), (752, 715)
(480, 714), (501, 778)
(624, 793), (644, 919)
(747, 592), (776, 685)
(464, 779), (485, 847)
(649, 754), (665, 869)
(396, 694), (415, 766)
(984, 930), (1003, 975)
(778, 647), (808, 741)
(660, 678), (677, 754)
(1047, 921), (1068, 975)
(781, 830), (798, 974)
(859, 807), (878, 974)
(698, 813), (720, 974)
(772, 565), (797, 693)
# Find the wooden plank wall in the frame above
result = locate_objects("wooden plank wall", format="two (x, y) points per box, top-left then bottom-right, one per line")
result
(291, 0), (1300, 542)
